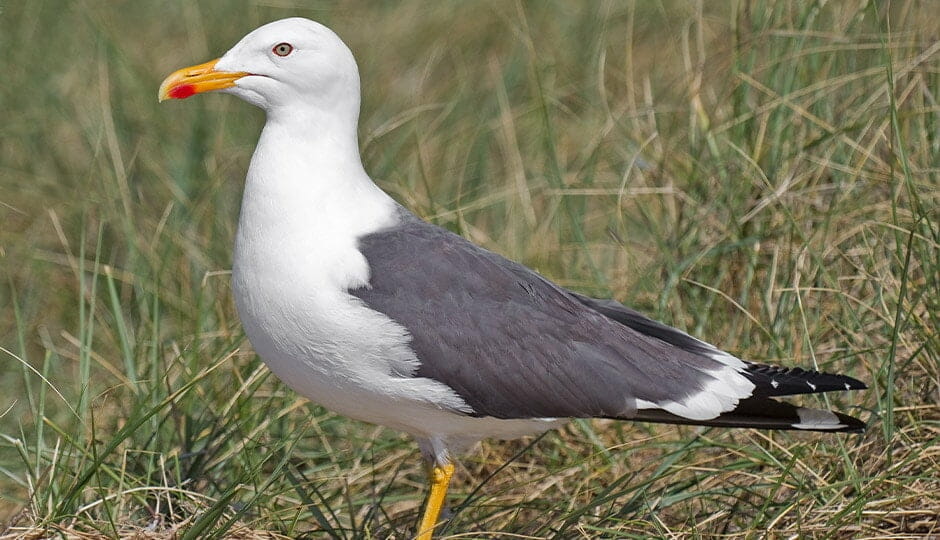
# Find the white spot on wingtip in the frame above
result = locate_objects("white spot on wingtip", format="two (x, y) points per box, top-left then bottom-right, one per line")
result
(844, 382), (851, 390)
(806, 381), (817, 391)
(770, 379), (779, 389)
(792, 407), (845, 430)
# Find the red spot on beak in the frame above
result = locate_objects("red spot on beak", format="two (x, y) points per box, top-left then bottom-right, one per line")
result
(168, 84), (196, 100)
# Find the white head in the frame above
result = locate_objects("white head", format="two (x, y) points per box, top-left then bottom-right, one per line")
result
(160, 18), (361, 121)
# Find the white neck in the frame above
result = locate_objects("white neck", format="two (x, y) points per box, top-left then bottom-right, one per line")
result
(232, 111), (398, 291)
(265, 103), (362, 155)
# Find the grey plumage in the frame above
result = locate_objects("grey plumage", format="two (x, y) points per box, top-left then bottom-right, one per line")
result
(572, 294), (867, 398)
(351, 207), (866, 432)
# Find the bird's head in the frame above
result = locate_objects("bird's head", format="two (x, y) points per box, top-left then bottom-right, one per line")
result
(159, 17), (360, 115)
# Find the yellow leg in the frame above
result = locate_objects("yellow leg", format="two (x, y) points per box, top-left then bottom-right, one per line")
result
(416, 462), (455, 540)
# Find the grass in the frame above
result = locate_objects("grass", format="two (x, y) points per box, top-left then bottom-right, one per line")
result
(1, 0), (938, 537)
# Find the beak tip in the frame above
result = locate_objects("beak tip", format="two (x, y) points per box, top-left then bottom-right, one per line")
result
(158, 83), (196, 102)
(157, 80), (173, 103)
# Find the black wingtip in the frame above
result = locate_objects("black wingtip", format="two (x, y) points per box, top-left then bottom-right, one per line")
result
(845, 376), (868, 391)
(626, 397), (867, 434)
(830, 410), (867, 434)
(745, 362), (868, 398)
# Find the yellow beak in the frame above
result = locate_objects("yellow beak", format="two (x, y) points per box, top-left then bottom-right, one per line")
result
(158, 59), (249, 102)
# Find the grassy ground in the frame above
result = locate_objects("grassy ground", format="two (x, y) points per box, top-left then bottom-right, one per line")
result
(2, 1), (938, 538)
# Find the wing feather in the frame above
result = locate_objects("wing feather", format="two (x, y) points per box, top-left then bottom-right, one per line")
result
(350, 209), (865, 432)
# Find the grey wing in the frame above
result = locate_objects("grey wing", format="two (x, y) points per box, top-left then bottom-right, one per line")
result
(349, 213), (743, 421)
(569, 294), (868, 397)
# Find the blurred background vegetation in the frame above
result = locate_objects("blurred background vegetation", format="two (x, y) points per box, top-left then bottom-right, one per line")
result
(1, 1), (937, 538)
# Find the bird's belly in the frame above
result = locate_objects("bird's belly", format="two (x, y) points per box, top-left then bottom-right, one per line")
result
(229, 250), (475, 433)
(232, 265), (374, 403)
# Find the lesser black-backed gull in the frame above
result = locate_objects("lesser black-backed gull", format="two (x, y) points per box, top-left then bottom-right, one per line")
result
(159, 17), (866, 539)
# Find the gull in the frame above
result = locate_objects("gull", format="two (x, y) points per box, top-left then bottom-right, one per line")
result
(159, 17), (866, 539)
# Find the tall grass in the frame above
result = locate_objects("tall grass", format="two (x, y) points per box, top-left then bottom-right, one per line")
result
(2, 1), (937, 537)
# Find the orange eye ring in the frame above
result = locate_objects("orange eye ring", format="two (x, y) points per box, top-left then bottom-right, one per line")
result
(273, 43), (293, 57)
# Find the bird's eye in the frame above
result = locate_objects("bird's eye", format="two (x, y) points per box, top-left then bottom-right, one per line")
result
(273, 42), (294, 57)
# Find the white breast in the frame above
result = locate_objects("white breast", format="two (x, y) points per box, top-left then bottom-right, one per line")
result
(229, 123), (472, 433)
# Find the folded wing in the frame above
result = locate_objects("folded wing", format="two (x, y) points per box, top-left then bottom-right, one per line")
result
(350, 209), (866, 433)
